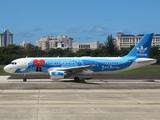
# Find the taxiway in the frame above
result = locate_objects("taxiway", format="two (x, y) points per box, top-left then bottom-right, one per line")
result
(0, 76), (160, 120)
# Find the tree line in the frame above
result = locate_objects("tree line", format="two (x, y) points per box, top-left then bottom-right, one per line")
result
(0, 35), (160, 65)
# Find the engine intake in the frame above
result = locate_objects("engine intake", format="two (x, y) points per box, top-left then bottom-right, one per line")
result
(49, 71), (65, 80)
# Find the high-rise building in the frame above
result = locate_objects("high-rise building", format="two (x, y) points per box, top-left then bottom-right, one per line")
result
(0, 29), (13, 47)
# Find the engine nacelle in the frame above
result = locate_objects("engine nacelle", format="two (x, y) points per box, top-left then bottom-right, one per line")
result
(49, 71), (65, 80)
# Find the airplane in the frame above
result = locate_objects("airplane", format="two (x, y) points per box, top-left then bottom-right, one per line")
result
(4, 33), (156, 82)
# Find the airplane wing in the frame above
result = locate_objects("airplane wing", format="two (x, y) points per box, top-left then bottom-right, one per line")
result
(48, 65), (93, 80)
(48, 65), (92, 73)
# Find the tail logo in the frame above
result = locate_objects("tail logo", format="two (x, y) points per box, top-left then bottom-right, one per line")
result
(136, 45), (147, 56)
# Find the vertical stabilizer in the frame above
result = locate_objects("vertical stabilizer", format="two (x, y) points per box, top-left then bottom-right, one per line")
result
(126, 33), (154, 58)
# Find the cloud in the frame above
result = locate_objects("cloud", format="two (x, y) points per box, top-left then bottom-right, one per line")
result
(33, 28), (42, 31)
(68, 27), (86, 33)
(90, 26), (107, 33)
(68, 26), (108, 34)
(16, 32), (34, 38)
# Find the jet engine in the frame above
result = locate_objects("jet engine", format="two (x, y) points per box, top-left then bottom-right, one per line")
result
(49, 71), (65, 80)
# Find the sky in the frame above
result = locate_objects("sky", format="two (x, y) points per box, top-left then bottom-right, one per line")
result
(1, 0), (160, 45)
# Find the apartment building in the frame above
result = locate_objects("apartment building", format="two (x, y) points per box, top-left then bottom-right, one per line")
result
(0, 29), (13, 47)
(36, 35), (73, 50)
(116, 32), (160, 50)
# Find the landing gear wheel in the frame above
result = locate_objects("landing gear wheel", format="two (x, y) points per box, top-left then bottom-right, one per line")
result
(74, 77), (80, 82)
(23, 74), (27, 82)
(23, 78), (27, 82)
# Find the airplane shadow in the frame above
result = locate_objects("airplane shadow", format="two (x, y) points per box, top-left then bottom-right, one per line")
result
(7, 75), (50, 79)
(6, 76), (99, 84)
(62, 78), (100, 84)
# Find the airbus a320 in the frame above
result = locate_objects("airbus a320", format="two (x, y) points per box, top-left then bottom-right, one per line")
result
(4, 33), (156, 82)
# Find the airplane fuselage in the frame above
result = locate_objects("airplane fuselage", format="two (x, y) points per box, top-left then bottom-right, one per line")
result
(4, 57), (156, 75)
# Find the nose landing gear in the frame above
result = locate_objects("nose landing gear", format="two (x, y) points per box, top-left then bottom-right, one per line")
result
(23, 75), (27, 82)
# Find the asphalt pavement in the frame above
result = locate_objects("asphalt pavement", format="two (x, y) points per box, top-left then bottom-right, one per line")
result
(0, 76), (160, 120)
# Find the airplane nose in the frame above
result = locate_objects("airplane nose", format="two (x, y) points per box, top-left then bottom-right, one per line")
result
(3, 65), (12, 73)
(3, 65), (9, 73)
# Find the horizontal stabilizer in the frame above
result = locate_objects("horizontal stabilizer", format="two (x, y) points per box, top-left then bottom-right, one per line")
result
(136, 58), (156, 64)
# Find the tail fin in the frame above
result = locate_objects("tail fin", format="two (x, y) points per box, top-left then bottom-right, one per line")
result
(126, 33), (154, 58)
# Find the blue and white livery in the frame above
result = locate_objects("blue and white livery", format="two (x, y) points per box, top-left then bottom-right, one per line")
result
(4, 33), (156, 82)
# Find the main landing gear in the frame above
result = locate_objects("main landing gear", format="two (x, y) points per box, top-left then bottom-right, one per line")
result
(74, 76), (80, 82)
(23, 75), (27, 82)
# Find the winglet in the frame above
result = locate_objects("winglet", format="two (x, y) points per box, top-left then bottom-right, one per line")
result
(125, 33), (154, 58)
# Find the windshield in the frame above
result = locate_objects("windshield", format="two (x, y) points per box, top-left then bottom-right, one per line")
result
(11, 62), (17, 65)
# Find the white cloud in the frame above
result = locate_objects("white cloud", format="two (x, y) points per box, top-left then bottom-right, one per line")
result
(90, 26), (107, 33)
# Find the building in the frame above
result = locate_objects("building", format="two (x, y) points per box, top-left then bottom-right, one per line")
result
(72, 41), (103, 52)
(36, 35), (73, 50)
(116, 32), (160, 50)
(0, 29), (13, 47)
(20, 41), (30, 49)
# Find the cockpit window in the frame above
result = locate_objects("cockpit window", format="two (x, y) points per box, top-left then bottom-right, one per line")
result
(11, 62), (17, 65)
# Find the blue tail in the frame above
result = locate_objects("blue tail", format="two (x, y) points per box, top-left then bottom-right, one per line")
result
(126, 33), (154, 58)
